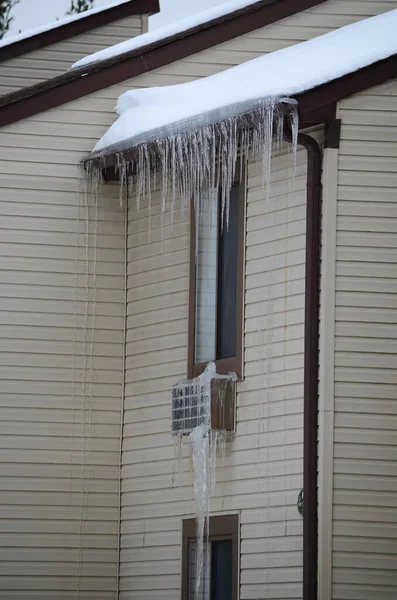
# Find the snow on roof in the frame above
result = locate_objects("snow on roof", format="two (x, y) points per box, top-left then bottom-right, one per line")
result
(92, 9), (397, 155)
(0, 0), (133, 50)
(71, 0), (261, 69)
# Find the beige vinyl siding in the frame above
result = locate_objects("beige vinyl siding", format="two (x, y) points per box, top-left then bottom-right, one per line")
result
(0, 103), (126, 597)
(121, 142), (310, 599)
(0, 0), (395, 595)
(0, 14), (143, 96)
(332, 79), (397, 600)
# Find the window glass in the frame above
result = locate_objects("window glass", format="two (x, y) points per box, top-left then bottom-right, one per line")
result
(194, 182), (240, 365)
(217, 185), (239, 360)
(188, 540), (233, 600)
(194, 195), (219, 364)
(211, 540), (233, 600)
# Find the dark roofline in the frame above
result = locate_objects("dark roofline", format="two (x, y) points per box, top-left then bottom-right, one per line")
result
(0, 0), (328, 126)
(0, 0), (160, 62)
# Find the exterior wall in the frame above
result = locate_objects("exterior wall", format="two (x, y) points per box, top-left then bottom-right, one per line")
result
(122, 144), (309, 600)
(328, 79), (397, 600)
(0, 103), (126, 598)
(0, 15), (143, 96)
(115, 2), (397, 597)
(0, 0), (396, 597)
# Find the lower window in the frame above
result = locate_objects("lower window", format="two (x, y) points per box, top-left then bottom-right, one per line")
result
(182, 515), (238, 600)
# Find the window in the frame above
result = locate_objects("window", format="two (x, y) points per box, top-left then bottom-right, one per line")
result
(182, 515), (239, 600)
(188, 165), (246, 379)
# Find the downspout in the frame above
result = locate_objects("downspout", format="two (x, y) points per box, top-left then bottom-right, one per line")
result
(285, 129), (323, 600)
(300, 132), (322, 600)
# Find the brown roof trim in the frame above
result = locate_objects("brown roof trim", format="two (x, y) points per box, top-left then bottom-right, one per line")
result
(0, 0), (328, 126)
(0, 0), (159, 62)
(298, 53), (397, 124)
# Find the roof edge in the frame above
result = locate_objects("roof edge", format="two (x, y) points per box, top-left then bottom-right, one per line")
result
(0, 0), (160, 62)
(83, 54), (397, 170)
(297, 53), (397, 121)
(0, 0), (328, 124)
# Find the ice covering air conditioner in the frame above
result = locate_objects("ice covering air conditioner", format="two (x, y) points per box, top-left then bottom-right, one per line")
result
(171, 362), (236, 436)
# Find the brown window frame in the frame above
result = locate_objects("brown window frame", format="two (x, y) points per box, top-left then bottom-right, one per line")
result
(187, 163), (246, 380)
(181, 514), (239, 600)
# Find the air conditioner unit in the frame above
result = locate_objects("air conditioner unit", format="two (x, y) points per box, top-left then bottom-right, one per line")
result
(171, 363), (236, 436)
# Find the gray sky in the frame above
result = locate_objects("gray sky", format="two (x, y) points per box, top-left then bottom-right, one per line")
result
(7, 0), (224, 37)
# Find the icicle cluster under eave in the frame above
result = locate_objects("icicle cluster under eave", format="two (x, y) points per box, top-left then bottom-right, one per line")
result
(82, 98), (299, 220)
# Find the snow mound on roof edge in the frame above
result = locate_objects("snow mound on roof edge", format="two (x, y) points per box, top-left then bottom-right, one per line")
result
(93, 9), (397, 154)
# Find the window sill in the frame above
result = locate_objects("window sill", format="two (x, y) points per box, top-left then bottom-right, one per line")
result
(190, 356), (242, 381)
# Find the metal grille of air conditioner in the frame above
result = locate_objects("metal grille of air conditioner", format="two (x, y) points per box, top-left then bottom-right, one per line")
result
(171, 371), (236, 436)
(171, 379), (211, 436)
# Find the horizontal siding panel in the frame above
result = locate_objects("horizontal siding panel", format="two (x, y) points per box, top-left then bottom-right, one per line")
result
(338, 170), (397, 188)
(340, 139), (397, 156)
(332, 585), (397, 600)
(334, 489), (397, 508)
(0, 449), (119, 466)
(334, 398), (397, 416)
(339, 124), (397, 143)
(339, 155), (397, 172)
(0, 593), (116, 599)
(0, 577), (116, 592)
(338, 108), (397, 127)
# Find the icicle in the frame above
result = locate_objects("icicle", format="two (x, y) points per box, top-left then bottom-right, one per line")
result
(288, 102), (300, 180)
(172, 433), (184, 488)
(82, 98), (299, 237)
(116, 152), (127, 209)
(189, 423), (210, 598)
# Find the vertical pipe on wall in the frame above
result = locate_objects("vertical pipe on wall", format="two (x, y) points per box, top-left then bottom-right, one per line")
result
(285, 128), (323, 600)
(299, 132), (322, 600)
(318, 129), (340, 600)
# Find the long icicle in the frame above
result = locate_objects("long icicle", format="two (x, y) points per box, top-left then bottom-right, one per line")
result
(83, 101), (299, 235)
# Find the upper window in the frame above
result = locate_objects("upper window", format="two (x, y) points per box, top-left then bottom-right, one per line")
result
(188, 165), (246, 379)
(182, 515), (239, 600)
